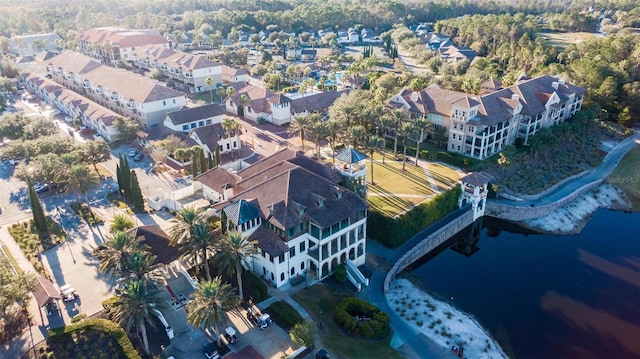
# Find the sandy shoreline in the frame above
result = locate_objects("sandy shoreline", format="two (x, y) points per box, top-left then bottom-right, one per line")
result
(520, 183), (630, 234)
(386, 278), (508, 359)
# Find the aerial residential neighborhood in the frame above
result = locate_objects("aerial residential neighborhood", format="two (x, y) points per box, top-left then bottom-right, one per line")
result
(1, 1), (639, 359)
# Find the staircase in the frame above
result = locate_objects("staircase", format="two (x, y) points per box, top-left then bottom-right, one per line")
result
(163, 308), (190, 334)
(346, 259), (369, 291)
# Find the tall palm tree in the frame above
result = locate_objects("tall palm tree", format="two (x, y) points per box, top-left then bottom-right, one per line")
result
(111, 279), (164, 356)
(60, 164), (100, 202)
(168, 206), (206, 246)
(238, 94), (250, 117)
(288, 116), (311, 152)
(217, 86), (227, 104)
(326, 119), (342, 167)
(306, 114), (328, 159)
(205, 76), (214, 103)
(363, 135), (380, 185)
(94, 231), (147, 280)
(389, 109), (409, 157)
(413, 117), (430, 166)
(345, 125), (366, 149)
(125, 250), (164, 284)
(181, 223), (217, 281)
(376, 114), (392, 164)
(221, 117), (241, 159)
(398, 122), (416, 171)
(109, 213), (136, 234)
(187, 277), (238, 346)
(214, 231), (257, 302)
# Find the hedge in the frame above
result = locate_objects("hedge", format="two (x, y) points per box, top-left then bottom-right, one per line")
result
(368, 185), (461, 248)
(48, 318), (141, 359)
(335, 297), (389, 339)
(265, 301), (304, 331)
(242, 270), (269, 303)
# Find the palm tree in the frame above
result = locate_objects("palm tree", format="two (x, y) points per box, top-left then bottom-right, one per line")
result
(221, 117), (241, 159)
(413, 118), (430, 166)
(109, 213), (136, 234)
(389, 109), (409, 157)
(363, 135), (380, 185)
(94, 232), (147, 280)
(376, 114), (392, 164)
(214, 231), (257, 302)
(205, 76), (214, 103)
(345, 125), (366, 149)
(168, 206), (206, 246)
(111, 279), (164, 356)
(217, 86), (227, 104)
(125, 250), (165, 284)
(288, 116), (311, 152)
(59, 164), (100, 202)
(182, 223), (217, 281)
(187, 277), (238, 346)
(326, 119), (342, 167)
(306, 114), (328, 159)
(238, 94), (250, 117)
(398, 122), (416, 171)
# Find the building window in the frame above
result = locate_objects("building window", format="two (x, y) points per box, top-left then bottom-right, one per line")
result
(263, 267), (266, 275)
(279, 254), (285, 263)
(173, 99), (176, 104)
(219, 145), (224, 151)
(280, 273), (285, 281)
(206, 119), (212, 125)
(226, 143), (230, 150)
(289, 247), (295, 258)
(198, 121), (204, 127)
(271, 273), (274, 281)
(233, 141), (237, 148)
(300, 241), (306, 252)
(457, 146), (461, 151)
(163, 100), (166, 106)
(190, 123), (197, 129)
(301, 262), (305, 270)
(290, 267), (295, 275)
(261, 249), (266, 257)
(269, 255), (274, 263)
(182, 125), (188, 131)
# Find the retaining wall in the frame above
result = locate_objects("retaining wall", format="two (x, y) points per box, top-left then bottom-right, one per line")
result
(383, 210), (474, 292)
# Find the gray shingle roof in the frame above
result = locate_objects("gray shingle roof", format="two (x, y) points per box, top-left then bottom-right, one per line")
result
(165, 104), (224, 125)
(335, 148), (367, 163)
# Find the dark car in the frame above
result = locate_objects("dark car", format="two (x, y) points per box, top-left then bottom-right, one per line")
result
(133, 153), (144, 162)
(203, 342), (220, 359)
(315, 349), (330, 359)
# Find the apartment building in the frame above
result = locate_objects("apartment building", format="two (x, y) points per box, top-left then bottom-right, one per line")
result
(196, 149), (367, 288)
(78, 27), (168, 64)
(46, 51), (187, 128)
(24, 73), (121, 141)
(129, 45), (223, 94)
(387, 75), (585, 160)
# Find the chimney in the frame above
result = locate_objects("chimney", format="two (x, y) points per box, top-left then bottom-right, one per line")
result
(551, 82), (559, 90)
(511, 94), (520, 101)
(411, 92), (419, 102)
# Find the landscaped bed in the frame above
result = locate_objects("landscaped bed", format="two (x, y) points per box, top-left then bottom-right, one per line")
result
(8, 217), (66, 277)
(70, 202), (104, 225)
(24, 318), (141, 359)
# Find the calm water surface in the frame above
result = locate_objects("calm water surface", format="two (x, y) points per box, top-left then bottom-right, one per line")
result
(412, 209), (640, 359)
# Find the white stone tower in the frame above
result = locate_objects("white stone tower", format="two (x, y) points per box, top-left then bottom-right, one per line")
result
(459, 172), (492, 220)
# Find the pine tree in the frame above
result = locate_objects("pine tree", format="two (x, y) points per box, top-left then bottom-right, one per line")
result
(190, 149), (199, 178)
(130, 170), (144, 211)
(121, 156), (132, 200)
(199, 147), (208, 173)
(208, 152), (215, 169)
(27, 179), (48, 239)
(116, 162), (122, 192)
(215, 146), (221, 166)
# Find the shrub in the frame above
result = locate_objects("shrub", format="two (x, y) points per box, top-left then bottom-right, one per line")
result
(71, 314), (87, 323)
(47, 319), (140, 359)
(335, 297), (389, 339)
(289, 322), (315, 348)
(242, 270), (268, 303)
(334, 263), (347, 282)
(266, 301), (304, 331)
(70, 203), (104, 225)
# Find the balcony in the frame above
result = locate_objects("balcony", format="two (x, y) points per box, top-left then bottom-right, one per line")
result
(308, 246), (319, 261)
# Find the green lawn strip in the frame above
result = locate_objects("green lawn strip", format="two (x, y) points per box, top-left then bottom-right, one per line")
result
(43, 318), (141, 359)
(607, 146), (640, 211)
(292, 284), (404, 359)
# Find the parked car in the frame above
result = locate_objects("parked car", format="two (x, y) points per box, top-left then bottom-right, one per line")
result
(35, 183), (50, 193)
(128, 149), (139, 157)
(315, 349), (330, 359)
(133, 153), (144, 162)
(223, 327), (238, 344)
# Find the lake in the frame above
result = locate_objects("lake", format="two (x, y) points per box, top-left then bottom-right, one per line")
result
(412, 209), (640, 359)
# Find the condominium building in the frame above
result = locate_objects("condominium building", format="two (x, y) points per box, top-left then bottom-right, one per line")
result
(387, 75), (585, 160)
(78, 27), (169, 65)
(46, 51), (187, 128)
(129, 45), (223, 94)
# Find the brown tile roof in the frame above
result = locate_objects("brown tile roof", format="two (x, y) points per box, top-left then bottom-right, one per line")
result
(48, 51), (186, 103)
(33, 276), (61, 307)
(195, 167), (240, 193)
(290, 90), (345, 113)
(248, 226), (289, 258)
(189, 123), (226, 152)
(394, 85), (470, 117)
(236, 148), (298, 178)
(80, 27), (168, 48)
(460, 172), (493, 186)
(25, 73), (120, 126)
(222, 65), (249, 76)
(131, 45), (221, 70)
(134, 225), (180, 265)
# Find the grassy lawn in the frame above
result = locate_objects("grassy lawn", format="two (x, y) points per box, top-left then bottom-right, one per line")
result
(607, 146), (640, 211)
(539, 31), (601, 51)
(366, 151), (461, 216)
(292, 283), (404, 359)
